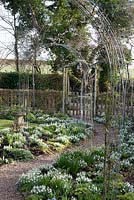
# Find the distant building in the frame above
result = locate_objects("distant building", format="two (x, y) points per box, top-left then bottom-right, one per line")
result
(0, 58), (52, 74)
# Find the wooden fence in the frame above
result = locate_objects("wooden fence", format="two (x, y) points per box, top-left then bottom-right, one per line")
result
(0, 89), (94, 122)
(96, 92), (134, 118)
(1, 89), (134, 119)
(67, 92), (93, 122)
(0, 89), (62, 114)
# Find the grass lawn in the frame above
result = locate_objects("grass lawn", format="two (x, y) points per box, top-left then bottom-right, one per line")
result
(0, 119), (13, 130)
(0, 119), (38, 130)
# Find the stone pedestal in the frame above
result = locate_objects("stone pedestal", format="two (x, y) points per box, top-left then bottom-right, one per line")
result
(13, 112), (26, 131)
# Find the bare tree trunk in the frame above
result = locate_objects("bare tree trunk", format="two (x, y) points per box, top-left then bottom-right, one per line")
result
(14, 14), (19, 72)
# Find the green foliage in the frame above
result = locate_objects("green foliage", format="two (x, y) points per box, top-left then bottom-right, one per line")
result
(1, 0), (48, 31)
(4, 148), (34, 161)
(0, 72), (63, 90)
(99, 62), (110, 92)
(27, 113), (36, 123)
(0, 106), (20, 120)
(117, 192), (134, 200)
(95, 0), (130, 30)
(3, 132), (26, 147)
(69, 71), (81, 92)
(1, 0), (90, 76)
(55, 148), (105, 177)
(74, 184), (101, 200)
(18, 139), (134, 200)
(43, 0), (89, 71)
(0, 114), (92, 164)
(94, 0), (131, 92)
(0, 72), (19, 89)
(29, 137), (52, 154)
(0, 119), (13, 130)
(55, 150), (93, 176)
(53, 112), (69, 120)
(25, 194), (44, 200)
(1, 0), (131, 93)
(0, 72), (82, 92)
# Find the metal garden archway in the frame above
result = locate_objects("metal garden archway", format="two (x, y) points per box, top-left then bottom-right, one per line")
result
(60, 0), (128, 126)
(67, 1), (130, 200)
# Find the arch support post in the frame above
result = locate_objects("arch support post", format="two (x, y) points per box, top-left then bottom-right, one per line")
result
(62, 67), (69, 113)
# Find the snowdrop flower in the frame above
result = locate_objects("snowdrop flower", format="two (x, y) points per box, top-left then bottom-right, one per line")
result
(31, 185), (52, 195)
(76, 171), (92, 183)
(122, 182), (134, 193)
(88, 183), (101, 194)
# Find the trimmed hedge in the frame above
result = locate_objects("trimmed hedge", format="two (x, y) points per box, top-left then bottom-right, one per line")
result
(0, 72), (63, 90)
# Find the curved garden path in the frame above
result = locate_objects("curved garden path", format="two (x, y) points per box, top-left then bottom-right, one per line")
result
(0, 123), (117, 200)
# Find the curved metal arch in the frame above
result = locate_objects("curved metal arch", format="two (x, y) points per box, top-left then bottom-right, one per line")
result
(52, 0), (128, 123)
(72, 0), (126, 74)
(70, 3), (128, 195)
(72, 0), (128, 123)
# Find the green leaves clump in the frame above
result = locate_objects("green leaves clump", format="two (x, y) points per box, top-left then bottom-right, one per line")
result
(4, 148), (34, 161)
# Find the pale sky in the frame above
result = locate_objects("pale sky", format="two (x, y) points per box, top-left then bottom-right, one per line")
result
(0, 4), (14, 59)
(0, 4), (50, 60)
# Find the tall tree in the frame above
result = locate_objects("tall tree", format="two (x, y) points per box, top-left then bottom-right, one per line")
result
(0, 0), (90, 71)
(13, 13), (19, 72)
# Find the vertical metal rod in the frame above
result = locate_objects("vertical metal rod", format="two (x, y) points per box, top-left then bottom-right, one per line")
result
(90, 81), (93, 124)
(94, 66), (97, 117)
(32, 64), (35, 110)
(62, 67), (66, 113)
(80, 71), (84, 120)
(131, 80), (134, 117)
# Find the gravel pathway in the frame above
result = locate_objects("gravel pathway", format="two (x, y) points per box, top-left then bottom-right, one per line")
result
(0, 154), (57, 200)
(0, 123), (117, 200)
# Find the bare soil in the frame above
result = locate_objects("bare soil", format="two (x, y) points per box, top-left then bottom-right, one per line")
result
(0, 123), (117, 200)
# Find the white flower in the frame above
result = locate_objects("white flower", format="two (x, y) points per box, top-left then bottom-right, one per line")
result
(76, 171), (92, 183)
(122, 182), (134, 193)
(31, 185), (52, 195)
(88, 183), (101, 194)
(19, 169), (43, 184)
